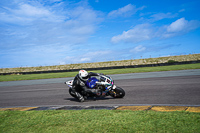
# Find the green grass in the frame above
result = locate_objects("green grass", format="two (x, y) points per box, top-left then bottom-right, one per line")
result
(0, 110), (200, 133)
(0, 63), (200, 82)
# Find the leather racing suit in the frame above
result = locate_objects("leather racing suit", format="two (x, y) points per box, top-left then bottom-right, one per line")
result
(71, 72), (101, 102)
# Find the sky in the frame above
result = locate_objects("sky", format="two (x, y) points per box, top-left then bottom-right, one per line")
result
(0, 0), (200, 68)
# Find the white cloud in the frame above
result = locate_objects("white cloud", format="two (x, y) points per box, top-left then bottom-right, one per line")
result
(163, 17), (200, 38)
(130, 45), (146, 53)
(0, 2), (65, 24)
(80, 58), (91, 62)
(65, 6), (102, 36)
(111, 24), (154, 43)
(108, 4), (145, 18)
(0, 0), (104, 67)
(62, 50), (111, 64)
(150, 12), (177, 21)
(0, 1), (102, 45)
(167, 18), (188, 32)
(111, 18), (200, 44)
(179, 9), (185, 12)
(15, 4), (50, 17)
(140, 12), (178, 22)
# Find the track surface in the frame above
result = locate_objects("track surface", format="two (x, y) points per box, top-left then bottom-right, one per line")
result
(0, 70), (200, 108)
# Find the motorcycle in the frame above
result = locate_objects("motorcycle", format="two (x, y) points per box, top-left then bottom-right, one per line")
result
(65, 74), (125, 101)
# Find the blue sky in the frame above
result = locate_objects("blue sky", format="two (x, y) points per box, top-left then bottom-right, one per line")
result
(0, 0), (200, 68)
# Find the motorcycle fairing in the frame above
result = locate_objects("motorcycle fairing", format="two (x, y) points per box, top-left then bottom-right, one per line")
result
(86, 77), (99, 89)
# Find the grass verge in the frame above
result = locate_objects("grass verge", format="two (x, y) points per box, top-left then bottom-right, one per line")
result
(0, 63), (200, 82)
(0, 110), (200, 133)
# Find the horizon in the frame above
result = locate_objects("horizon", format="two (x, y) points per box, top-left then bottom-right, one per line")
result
(0, 0), (200, 68)
(1, 53), (199, 69)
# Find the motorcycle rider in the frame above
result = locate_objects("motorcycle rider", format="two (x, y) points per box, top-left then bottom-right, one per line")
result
(71, 70), (102, 102)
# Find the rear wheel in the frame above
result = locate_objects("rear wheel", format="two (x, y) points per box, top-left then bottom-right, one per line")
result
(111, 87), (125, 98)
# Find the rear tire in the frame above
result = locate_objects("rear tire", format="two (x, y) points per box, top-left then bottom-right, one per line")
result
(111, 87), (125, 98)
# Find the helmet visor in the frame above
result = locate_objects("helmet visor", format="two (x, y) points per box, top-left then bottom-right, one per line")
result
(82, 75), (88, 79)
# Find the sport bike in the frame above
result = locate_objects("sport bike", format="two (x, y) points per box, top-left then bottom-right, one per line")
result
(65, 74), (125, 101)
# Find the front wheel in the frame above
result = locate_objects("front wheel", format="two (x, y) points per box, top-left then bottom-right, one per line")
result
(110, 87), (125, 98)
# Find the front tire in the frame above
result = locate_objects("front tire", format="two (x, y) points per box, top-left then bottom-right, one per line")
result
(111, 87), (125, 98)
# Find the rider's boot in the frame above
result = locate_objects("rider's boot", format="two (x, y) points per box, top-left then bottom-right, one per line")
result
(75, 92), (84, 102)
(81, 91), (88, 100)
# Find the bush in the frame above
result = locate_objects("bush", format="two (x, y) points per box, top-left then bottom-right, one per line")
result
(168, 60), (177, 64)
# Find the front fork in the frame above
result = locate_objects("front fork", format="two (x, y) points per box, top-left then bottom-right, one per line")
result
(108, 85), (117, 97)
(109, 90), (117, 97)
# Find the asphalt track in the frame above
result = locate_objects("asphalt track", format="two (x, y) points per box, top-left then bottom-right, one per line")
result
(0, 69), (200, 108)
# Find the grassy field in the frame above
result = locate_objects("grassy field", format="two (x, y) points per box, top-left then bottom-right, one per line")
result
(0, 110), (199, 133)
(1, 54), (200, 74)
(0, 63), (200, 82)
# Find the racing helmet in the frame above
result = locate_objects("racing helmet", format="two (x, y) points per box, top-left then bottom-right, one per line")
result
(79, 70), (88, 81)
